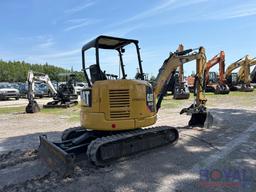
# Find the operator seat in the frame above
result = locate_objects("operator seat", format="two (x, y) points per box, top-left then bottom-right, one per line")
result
(89, 64), (107, 83)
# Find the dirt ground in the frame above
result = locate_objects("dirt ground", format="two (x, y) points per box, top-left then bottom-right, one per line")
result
(0, 92), (256, 192)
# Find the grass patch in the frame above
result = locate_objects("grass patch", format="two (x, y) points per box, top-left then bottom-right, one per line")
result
(205, 90), (255, 97)
(161, 99), (184, 108)
(41, 104), (80, 114)
(0, 106), (25, 114)
(41, 105), (81, 122)
(41, 108), (68, 115)
(161, 93), (193, 108)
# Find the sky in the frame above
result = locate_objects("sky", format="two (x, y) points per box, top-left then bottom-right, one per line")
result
(0, 0), (256, 77)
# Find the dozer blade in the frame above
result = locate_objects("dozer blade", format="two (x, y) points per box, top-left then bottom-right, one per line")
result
(38, 135), (75, 177)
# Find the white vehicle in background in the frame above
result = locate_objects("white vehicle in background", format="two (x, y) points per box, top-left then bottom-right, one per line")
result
(74, 82), (88, 95)
(0, 82), (20, 100)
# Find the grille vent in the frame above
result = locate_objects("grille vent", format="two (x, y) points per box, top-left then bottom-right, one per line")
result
(109, 89), (130, 119)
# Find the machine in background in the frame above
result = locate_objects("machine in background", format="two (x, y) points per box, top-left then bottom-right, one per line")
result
(204, 51), (229, 94)
(38, 36), (211, 176)
(170, 44), (190, 100)
(237, 57), (256, 90)
(43, 73), (78, 108)
(225, 55), (254, 92)
(251, 65), (256, 87)
(25, 71), (78, 113)
(167, 44), (207, 100)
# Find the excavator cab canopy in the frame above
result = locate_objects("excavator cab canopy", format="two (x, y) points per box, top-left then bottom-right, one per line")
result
(208, 71), (218, 83)
(81, 35), (144, 87)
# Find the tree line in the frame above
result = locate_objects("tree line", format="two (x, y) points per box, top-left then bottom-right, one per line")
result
(0, 60), (85, 82)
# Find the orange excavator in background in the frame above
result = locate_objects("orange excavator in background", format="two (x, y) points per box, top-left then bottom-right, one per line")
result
(204, 51), (229, 94)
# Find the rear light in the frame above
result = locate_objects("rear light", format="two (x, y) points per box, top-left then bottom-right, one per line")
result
(146, 86), (155, 112)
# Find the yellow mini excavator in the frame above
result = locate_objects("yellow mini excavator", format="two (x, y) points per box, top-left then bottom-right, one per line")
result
(38, 36), (210, 175)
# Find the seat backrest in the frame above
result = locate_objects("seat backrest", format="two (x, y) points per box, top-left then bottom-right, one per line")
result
(89, 64), (107, 84)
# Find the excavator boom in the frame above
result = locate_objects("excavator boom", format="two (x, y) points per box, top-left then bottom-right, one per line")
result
(179, 47), (213, 127)
(154, 47), (200, 106)
(156, 45), (202, 101)
(155, 45), (211, 126)
(226, 55), (254, 91)
(204, 51), (229, 94)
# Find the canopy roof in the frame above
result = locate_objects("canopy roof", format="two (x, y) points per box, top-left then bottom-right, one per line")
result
(82, 35), (139, 51)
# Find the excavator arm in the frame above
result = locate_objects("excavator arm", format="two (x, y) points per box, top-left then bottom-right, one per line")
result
(225, 55), (249, 78)
(173, 44), (193, 99)
(36, 75), (57, 95)
(153, 47), (204, 111)
(154, 46), (210, 127)
(205, 51), (225, 83)
(226, 55), (254, 91)
(179, 47), (212, 127)
(237, 57), (256, 91)
(204, 51), (229, 94)
(238, 57), (256, 83)
(26, 71), (56, 113)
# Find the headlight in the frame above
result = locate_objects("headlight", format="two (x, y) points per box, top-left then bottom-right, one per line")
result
(0, 90), (6, 94)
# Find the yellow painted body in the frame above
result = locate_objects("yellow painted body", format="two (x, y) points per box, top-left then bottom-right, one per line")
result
(80, 46), (207, 131)
(238, 58), (256, 84)
(80, 79), (157, 131)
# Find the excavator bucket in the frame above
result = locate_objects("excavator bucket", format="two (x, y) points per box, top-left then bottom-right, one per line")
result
(214, 84), (230, 94)
(188, 111), (213, 128)
(180, 105), (213, 128)
(25, 101), (40, 113)
(239, 84), (254, 92)
(38, 135), (75, 177)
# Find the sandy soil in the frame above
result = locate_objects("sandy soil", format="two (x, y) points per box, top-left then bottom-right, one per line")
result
(0, 93), (255, 192)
